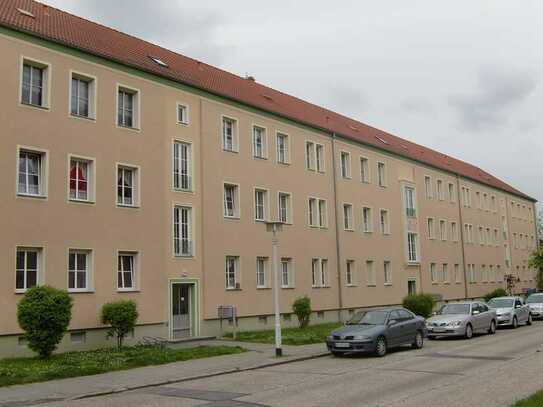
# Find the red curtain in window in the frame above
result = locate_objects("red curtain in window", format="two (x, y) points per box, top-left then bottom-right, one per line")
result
(70, 163), (87, 193)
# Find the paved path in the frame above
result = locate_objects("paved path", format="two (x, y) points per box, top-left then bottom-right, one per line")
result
(0, 340), (327, 407)
(19, 320), (543, 407)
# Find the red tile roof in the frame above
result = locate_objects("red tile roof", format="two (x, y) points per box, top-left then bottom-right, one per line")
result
(0, 0), (535, 201)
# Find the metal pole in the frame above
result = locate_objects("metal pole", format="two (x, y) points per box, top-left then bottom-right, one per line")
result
(272, 224), (282, 357)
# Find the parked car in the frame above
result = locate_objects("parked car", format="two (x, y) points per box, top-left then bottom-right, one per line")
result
(487, 296), (532, 328)
(426, 301), (496, 339)
(526, 293), (543, 319)
(326, 307), (427, 357)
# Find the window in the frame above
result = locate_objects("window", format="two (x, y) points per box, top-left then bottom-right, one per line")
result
(256, 257), (267, 288)
(311, 258), (319, 287)
(360, 157), (370, 183)
(448, 183), (455, 203)
(362, 207), (373, 233)
(340, 151), (351, 178)
(491, 195), (496, 212)
(343, 203), (353, 230)
(489, 265), (494, 282)
(309, 198), (327, 228)
(380, 209), (390, 235)
(377, 162), (387, 187)
(177, 103), (189, 125)
(278, 192), (292, 223)
(16, 248), (41, 291)
(454, 264), (461, 283)
(18, 149), (46, 197)
(173, 141), (192, 191)
(71, 73), (95, 119)
(476, 191), (481, 209)
(69, 157), (94, 202)
(117, 165), (139, 207)
(425, 176), (432, 199)
(468, 264), (476, 283)
(254, 189), (268, 221)
(404, 186), (416, 217)
(427, 218), (435, 239)
(225, 256), (239, 289)
(483, 193), (488, 211)
(440, 220), (447, 241)
(486, 228), (491, 246)
(451, 222), (458, 241)
(117, 252), (136, 290)
(21, 59), (48, 108)
(222, 117), (237, 152)
(437, 180), (444, 200)
(224, 183), (239, 218)
(305, 141), (316, 170)
(481, 265), (487, 282)
(117, 86), (139, 128)
(252, 126), (267, 158)
(68, 250), (90, 291)
(430, 263), (437, 283)
(346, 260), (355, 286)
(320, 259), (328, 287)
(408, 279), (417, 295)
(366, 260), (375, 286)
(174, 206), (193, 256)
(276, 133), (289, 164)
(407, 232), (418, 262)
(479, 226), (485, 245)
(316, 144), (325, 172)
(462, 187), (471, 207)
(281, 258), (292, 287)
(311, 258), (328, 287)
(384, 261), (392, 285)
(442, 263), (449, 283)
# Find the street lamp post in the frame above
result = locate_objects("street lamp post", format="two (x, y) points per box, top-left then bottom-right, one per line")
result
(265, 221), (284, 357)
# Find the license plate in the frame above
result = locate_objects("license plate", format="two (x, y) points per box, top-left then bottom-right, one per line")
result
(334, 342), (350, 348)
(433, 328), (446, 333)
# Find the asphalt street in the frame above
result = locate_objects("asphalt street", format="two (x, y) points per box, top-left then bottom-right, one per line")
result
(42, 321), (543, 407)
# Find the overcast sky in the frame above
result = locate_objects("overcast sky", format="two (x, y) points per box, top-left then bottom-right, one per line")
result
(43, 0), (542, 207)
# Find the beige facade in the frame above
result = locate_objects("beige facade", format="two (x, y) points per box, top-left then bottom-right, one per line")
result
(0, 25), (538, 356)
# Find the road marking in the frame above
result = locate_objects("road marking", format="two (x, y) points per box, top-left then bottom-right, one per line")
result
(375, 367), (464, 376)
(418, 352), (513, 361)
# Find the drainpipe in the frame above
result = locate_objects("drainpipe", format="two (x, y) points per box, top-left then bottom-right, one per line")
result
(330, 133), (344, 322)
(455, 175), (469, 299)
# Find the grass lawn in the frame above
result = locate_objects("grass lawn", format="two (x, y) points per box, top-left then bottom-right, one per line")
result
(512, 390), (543, 407)
(0, 345), (245, 388)
(225, 322), (342, 345)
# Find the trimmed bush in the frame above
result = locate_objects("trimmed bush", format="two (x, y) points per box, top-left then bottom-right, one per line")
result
(484, 288), (508, 303)
(292, 296), (311, 329)
(101, 300), (138, 349)
(402, 293), (436, 318)
(17, 286), (73, 358)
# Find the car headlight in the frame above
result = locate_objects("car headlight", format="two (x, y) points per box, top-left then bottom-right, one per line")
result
(501, 312), (511, 317)
(446, 321), (463, 327)
(352, 335), (372, 341)
(327, 335), (333, 341)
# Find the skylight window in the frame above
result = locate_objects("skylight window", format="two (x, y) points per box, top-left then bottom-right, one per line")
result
(375, 136), (389, 145)
(17, 8), (35, 18)
(261, 94), (273, 101)
(348, 125), (359, 132)
(149, 56), (168, 68)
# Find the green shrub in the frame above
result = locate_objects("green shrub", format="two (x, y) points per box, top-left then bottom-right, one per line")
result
(292, 296), (311, 328)
(17, 286), (73, 358)
(101, 300), (138, 349)
(402, 293), (436, 318)
(484, 288), (509, 303)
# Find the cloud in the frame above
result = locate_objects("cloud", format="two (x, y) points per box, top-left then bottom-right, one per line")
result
(448, 67), (537, 130)
(322, 86), (371, 117)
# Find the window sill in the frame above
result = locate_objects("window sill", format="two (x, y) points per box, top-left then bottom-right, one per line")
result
(366, 284), (377, 287)
(117, 124), (141, 132)
(70, 113), (96, 122)
(363, 230), (373, 234)
(176, 121), (189, 126)
(256, 286), (271, 290)
(277, 161), (291, 166)
(117, 204), (140, 209)
(173, 188), (195, 194)
(69, 198), (95, 205)
(346, 284), (357, 287)
(174, 254), (194, 259)
(253, 156), (268, 161)
(226, 288), (242, 291)
(222, 148), (239, 154)
(68, 290), (95, 294)
(20, 101), (50, 111)
(117, 289), (140, 293)
(281, 286), (296, 289)
(17, 193), (47, 199)
(384, 283), (393, 286)
(224, 215), (240, 220)
(344, 228), (354, 232)
(311, 286), (330, 289)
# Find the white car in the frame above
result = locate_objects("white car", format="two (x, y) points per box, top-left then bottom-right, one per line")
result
(526, 293), (543, 319)
(426, 302), (497, 339)
(487, 296), (532, 328)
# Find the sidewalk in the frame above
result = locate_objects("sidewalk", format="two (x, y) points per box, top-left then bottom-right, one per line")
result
(0, 340), (329, 406)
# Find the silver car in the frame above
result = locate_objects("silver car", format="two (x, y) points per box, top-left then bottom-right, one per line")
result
(526, 293), (543, 319)
(487, 296), (532, 328)
(426, 301), (497, 339)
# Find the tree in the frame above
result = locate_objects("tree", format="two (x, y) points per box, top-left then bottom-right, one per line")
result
(529, 248), (543, 291)
(292, 296), (311, 328)
(101, 300), (138, 349)
(17, 286), (73, 358)
(537, 210), (543, 240)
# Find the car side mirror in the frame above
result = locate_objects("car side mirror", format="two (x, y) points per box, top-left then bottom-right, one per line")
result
(515, 305), (522, 309)
(432, 311), (437, 316)
(472, 310), (480, 315)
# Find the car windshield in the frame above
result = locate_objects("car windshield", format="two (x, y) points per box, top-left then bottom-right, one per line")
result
(346, 310), (388, 325)
(487, 298), (514, 308)
(527, 294), (543, 304)
(439, 304), (471, 315)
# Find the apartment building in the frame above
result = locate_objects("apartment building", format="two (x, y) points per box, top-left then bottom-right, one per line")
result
(0, 1), (538, 356)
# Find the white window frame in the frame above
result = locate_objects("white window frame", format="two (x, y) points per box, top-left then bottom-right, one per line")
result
(427, 217), (435, 240)
(69, 71), (97, 120)
(407, 232), (419, 263)
(223, 182), (240, 219)
(67, 249), (92, 292)
(20, 56), (51, 109)
(377, 161), (387, 187)
(15, 247), (43, 293)
(343, 203), (354, 231)
(281, 257), (292, 288)
(451, 221), (458, 242)
(305, 141), (316, 171)
(430, 263), (437, 284)
(276, 132), (290, 164)
(252, 125), (268, 159)
(17, 146), (49, 198)
(311, 258), (328, 288)
(315, 143), (325, 173)
(380, 209), (390, 235)
(116, 84), (140, 130)
(116, 163), (140, 208)
(176, 102), (189, 125)
(278, 191), (292, 224)
(454, 264), (461, 284)
(68, 154), (95, 203)
(439, 219), (447, 241)
(362, 206), (373, 233)
(173, 205), (193, 257)
(172, 140), (193, 192)
(366, 260), (376, 286)
(117, 251), (137, 291)
(254, 187), (270, 222)
(340, 151), (351, 179)
(436, 179), (444, 201)
(225, 256), (240, 290)
(442, 263), (449, 283)
(346, 260), (355, 286)
(448, 182), (456, 203)
(424, 176), (433, 199)
(384, 260), (392, 285)
(404, 186), (417, 218)
(360, 156), (370, 183)
(256, 256), (268, 288)
(221, 116), (238, 152)
(308, 197), (327, 228)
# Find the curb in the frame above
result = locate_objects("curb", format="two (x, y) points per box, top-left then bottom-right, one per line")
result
(69, 351), (330, 401)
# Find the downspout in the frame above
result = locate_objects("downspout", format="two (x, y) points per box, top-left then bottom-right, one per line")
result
(198, 97), (206, 334)
(455, 175), (469, 299)
(331, 133), (344, 322)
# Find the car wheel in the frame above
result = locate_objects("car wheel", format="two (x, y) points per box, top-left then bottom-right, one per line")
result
(465, 323), (473, 339)
(527, 314), (533, 326)
(488, 320), (496, 335)
(412, 331), (424, 349)
(427, 335), (436, 340)
(512, 316), (518, 329)
(375, 336), (387, 357)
